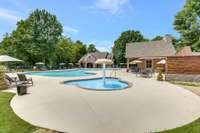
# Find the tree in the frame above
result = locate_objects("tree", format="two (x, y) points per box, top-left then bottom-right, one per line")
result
(0, 9), (63, 67)
(55, 37), (87, 66)
(55, 37), (73, 64)
(174, 0), (200, 51)
(87, 44), (98, 53)
(152, 36), (163, 41)
(73, 40), (87, 62)
(112, 30), (146, 65)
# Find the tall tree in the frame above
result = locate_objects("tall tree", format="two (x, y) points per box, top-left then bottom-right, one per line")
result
(73, 40), (87, 63)
(174, 0), (200, 51)
(152, 36), (163, 41)
(87, 44), (98, 53)
(55, 37), (74, 64)
(0, 9), (63, 67)
(112, 30), (146, 65)
(55, 37), (87, 65)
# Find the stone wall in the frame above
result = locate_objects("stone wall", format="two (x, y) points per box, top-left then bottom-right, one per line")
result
(166, 74), (200, 82)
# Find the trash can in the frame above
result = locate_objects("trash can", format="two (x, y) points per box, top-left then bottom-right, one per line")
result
(17, 84), (27, 95)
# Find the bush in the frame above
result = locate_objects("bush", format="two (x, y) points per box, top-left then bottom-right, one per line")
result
(157, 71), (164, 81)
(0, 65), (8, 90)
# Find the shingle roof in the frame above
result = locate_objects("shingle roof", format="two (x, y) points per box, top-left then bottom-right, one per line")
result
(125, 40), (176, 58)
(176, 46), (192, 56)
(176, 46), (200, 56)
(79, 52), (112, 63)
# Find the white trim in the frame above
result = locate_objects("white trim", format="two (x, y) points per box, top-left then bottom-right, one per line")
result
(145, 59), (153, 70)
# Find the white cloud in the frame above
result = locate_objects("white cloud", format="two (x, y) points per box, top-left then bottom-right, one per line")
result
(0, 8), (22, 21)
(94, 0), (129, 14)
(87, 40), (113, 52)
(0, 34), (3, 42)
(8, 0), (28, 11)
(64, 26), (79, 34)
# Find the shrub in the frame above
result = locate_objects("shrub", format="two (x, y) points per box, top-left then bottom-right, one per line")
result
(157, 71), (164, 81)
(0, 65), (8, 90)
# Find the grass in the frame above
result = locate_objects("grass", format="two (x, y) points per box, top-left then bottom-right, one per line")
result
(0, 92), (36, 133)
(0, 92), (61, 133)
(157, 118), (200, 133)
(169, 81), (200, 88)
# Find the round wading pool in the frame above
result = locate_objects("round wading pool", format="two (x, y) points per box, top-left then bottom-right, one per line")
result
(64, 77), (130, 91)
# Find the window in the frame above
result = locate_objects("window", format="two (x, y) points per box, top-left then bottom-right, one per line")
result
(146, 60), (152, 68)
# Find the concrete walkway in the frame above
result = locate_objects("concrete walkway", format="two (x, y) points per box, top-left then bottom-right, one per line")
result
(11, 70), (200, 133)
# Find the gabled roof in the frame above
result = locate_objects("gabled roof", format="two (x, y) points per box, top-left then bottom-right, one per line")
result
(126, 40), (176, 58)
(176, 46), (200, 56)
(79, 52), (112, 63)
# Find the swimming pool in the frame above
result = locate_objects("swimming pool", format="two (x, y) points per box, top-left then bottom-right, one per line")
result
(64, 77), (130, 90)
(80, 68), (118, 71)
(25, 70), (94, 77)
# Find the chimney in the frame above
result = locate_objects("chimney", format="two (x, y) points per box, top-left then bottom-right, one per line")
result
(163, 34), (173, 44)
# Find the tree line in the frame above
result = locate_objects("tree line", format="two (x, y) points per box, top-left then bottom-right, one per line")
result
(0, 9), (98, 68)
(0, 0), (199, 67)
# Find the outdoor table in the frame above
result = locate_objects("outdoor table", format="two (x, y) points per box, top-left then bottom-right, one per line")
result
(17, 84), (27, 95)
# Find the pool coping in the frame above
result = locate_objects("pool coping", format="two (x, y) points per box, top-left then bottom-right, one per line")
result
(62, 77), (133, 91)
(23, 69), (97, 78)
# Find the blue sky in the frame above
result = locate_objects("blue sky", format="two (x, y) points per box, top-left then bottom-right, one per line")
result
(0, 0), (185, 52)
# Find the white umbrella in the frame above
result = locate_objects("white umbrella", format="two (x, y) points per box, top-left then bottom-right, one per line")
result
(35, 62), (45, 65)
(130, 60), (142, 64)
(0, 55), (22, 62)
(59, 63), (65, 65)
(95, 59), (113, 65)
(157, 59), (166, 64)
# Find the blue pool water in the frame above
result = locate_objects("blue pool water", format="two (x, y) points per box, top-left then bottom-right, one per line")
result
(80, 68), (116, 71)
(65, 78), (129, 90)
(25, 70), (94, 77)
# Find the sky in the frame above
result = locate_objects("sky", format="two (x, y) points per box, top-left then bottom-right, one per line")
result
(0, 0), (185, 52)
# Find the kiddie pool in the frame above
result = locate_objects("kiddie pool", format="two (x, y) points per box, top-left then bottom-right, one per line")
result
(64, 77), (130, 91)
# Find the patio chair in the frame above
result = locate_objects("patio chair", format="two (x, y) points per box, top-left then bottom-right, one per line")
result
(134, 68), (141, 77)
(17, 74), (33, 86)
(5, 74), (19, 86)
(140, 69), (153, 78)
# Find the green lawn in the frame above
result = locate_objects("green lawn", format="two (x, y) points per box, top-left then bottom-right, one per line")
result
(157, 118), (200, 133)
(0, 92), (36, 133)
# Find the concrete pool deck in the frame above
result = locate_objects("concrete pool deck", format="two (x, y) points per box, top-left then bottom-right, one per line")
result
(11, 69), (200, 133)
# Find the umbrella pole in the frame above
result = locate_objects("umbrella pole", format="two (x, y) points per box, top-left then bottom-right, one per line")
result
(103, 63), (106, 85)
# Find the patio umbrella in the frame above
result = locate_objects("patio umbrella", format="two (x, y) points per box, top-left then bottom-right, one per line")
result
(157, 59), (166, 64)
(95, 59), (113, 85)
(35, 62), (45, 65)
(59, 63), (65, 65)
(130, 60), (142, 64)
(0, 55), (22, 62)
(95, 59), (113, 65)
